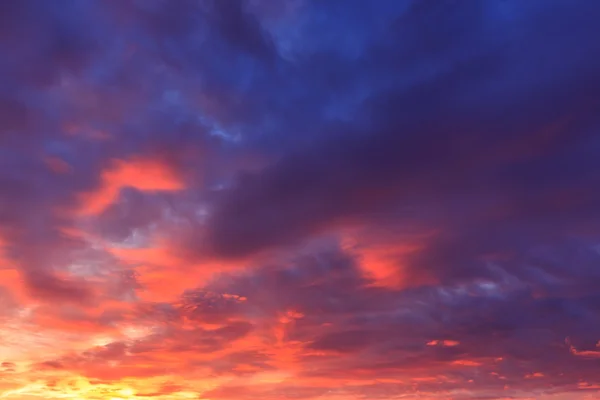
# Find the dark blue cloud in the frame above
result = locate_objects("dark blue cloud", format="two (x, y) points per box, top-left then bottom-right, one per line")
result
(202, 0), (600, 259)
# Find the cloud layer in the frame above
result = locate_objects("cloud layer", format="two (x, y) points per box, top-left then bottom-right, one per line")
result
(1, 1), (600, 399)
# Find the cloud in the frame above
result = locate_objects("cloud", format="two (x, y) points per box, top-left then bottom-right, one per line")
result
(1, 1), (600, 399)
(77, 157), (185, 216)
(20, 240), (600, 397)
(201, 0), (600, 260)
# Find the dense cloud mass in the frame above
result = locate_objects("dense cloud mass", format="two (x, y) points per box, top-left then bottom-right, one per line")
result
(1, 1), (600, 399)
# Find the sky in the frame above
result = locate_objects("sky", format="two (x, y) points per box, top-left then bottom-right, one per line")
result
(1, 0), (600, 399)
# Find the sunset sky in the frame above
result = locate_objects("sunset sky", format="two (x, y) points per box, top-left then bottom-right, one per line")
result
(2, 1), (600, 399)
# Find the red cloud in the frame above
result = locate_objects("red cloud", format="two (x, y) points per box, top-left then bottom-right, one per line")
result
(78, 158), (184, 215)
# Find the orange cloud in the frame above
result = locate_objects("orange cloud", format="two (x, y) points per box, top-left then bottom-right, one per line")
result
(451, 359), (482, 367)
(108, 243), (205, 302)
(341, 236), (423, 289)
(0, 268), (27, 306)
(0, 238), (28, 306)
(525, 372), (545, 379)
(78, 157), (184, 215)
(427, 340), (460, 347)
